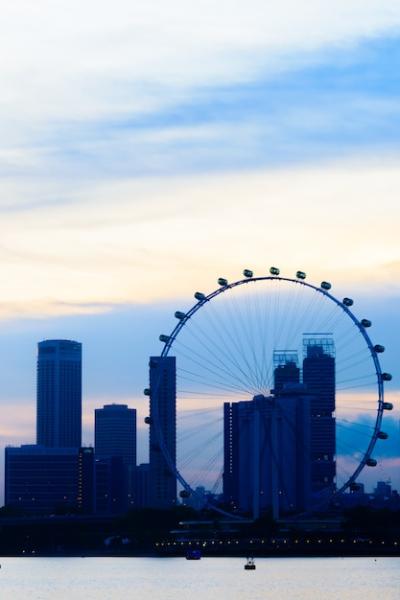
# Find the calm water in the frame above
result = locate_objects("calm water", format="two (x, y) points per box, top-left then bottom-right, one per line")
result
(0, 557), (399, 600)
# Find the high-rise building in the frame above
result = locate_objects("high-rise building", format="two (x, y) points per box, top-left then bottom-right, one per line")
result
(95, 404), (137, 468)
(273, 351), (300, 394)
(223, 391), (311, 517)
(37, 339), (82, 448)
(148, 356), (176, 508)
(94, 404), (137, 512)
(95, 456), (127, 514)
(302, 335), (336, 497)
(5, 445), (94, 514)
(135, 463), (150, 508)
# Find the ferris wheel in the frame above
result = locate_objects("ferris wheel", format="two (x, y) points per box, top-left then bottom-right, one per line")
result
(146, 268), (392, 517)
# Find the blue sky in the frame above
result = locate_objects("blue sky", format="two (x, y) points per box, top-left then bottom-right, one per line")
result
(0, 1), (399, 498)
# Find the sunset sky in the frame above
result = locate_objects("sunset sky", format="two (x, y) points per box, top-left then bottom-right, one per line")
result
(0, 1), (399, 495)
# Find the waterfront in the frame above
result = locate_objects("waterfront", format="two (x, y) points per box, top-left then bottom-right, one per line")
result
(0, 557), (399, 600)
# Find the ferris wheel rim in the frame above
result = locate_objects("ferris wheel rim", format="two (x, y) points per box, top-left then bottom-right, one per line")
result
(156, 274), (386, 502)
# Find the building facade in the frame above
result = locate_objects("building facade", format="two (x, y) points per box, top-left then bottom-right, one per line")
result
(223, 391), (311, 517)
(148, 356), (177, 508)
(94, 404), (137, 512)
(37, 339), (82, 448)
(302, 335), (336, 497)
(5, 445), (94, 514)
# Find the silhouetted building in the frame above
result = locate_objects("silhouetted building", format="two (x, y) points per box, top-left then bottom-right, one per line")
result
(273, 351), (300, 394)
(135, 463), (150, 508)
(37, 339), (82, 448)
(95, 456), (127, 514)
(5, 445), (94, 514)
(95, 403), (137, 510)
(95, 404), (137, 467)
(223, 391), (311, 516)
(149, 356), (177, 508)
(374, 480), (392, 501)
(302, 335), (336, 498)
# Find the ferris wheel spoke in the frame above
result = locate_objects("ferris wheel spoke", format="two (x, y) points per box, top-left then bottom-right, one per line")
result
(180, 432), (221, 470)
(258, 283), (275, 391)
(298, 289), (330, 338)
(189, 446), (223, 491)
(250, 282), (272, 391)
(337, 417), (375, 431)
(178, 429), (221, 468)
(178, 365), (252, 393)
(335, 350), (372, 375)
(334, 327), (362, 351)
(287, 287), (319, 347)
(206, 294), (257, 389)
(210, 467), (224, 495)
(178, 406), (222, 419)
(337, 405), (379, 411)
(173, 338), (258, 395)
(179, 421), (223, 446)
(242, 281), (266, 389)
(228, 286), (265, 391)
(281, 280), (303, 352)
(336, 373), (378, 385)
(184, 309), (262, 394)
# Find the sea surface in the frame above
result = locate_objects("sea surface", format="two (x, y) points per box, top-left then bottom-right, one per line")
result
(0, 557), (399, 600)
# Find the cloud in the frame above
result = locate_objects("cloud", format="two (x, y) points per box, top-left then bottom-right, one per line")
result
(0, 156), (399, 320)
(2, 1), (400, 121)
(1, 2), (400, 173)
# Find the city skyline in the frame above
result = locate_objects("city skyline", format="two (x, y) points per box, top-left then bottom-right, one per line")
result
(2, 304), (392, 510)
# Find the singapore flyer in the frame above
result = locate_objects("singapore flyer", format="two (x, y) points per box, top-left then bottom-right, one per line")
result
(147, 268), (392, 519)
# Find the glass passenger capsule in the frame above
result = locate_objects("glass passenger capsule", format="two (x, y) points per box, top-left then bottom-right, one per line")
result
(343, 297), (354, 307)
(361, 318), (372, 328)
(383, 402), (393, 410)
(175, 311), (186, 320)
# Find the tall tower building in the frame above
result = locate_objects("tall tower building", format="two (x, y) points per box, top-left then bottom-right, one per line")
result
(37, 339), (82, 448)
(148, 356), (176, 508)
(95, 404), (137, 467)
(223, 392), (311, 517)
(94, 404), (137, 511)
(302, 334), (336, 496)
(273, 351), (300, 394)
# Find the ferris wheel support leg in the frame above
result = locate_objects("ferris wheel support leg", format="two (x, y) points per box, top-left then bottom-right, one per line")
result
(252, 408), (260, 521)
(271, 407), (280, 522)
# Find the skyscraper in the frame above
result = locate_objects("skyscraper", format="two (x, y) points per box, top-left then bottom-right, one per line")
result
(223, 391), (311, 517)
(95, 404), (137, 468)
(94, 404), (137, 511)
(302, 335), (336, 497)
(5, 445), (94, 514)
(273, 351), (300, 394)
(148, 356), (176, 508)
(37, 339), (82, 448)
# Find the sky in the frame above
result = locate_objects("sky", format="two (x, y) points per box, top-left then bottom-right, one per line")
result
(0, 1), (399, 498)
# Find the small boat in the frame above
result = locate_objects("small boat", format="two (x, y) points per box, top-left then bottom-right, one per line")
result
(244, 557), (256, 570)
(186, 549), (202, 560)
